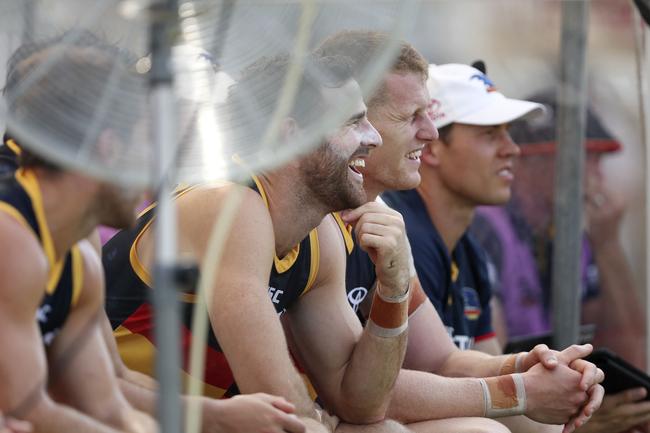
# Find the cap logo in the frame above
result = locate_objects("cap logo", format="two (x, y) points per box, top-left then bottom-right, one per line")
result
(470, 73), (496, 92)
(427, 98), (445, 121)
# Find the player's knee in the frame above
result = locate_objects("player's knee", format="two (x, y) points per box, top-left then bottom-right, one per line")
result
(402, 418), (512, 433)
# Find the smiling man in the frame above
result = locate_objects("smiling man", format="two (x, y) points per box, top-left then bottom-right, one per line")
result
(103, 52), (439, 433)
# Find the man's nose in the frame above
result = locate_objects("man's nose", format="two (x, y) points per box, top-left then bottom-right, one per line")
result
(417, 112), (438, 142)
(501, 131), (521, 157)
(361, 119), (383, 149)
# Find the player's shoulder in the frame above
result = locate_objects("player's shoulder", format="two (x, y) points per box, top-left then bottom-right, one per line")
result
(71, 239), (105, 310)
(177, 182), (278, 265)
(178, 181), (270, 224)
(309, 214), (347, 284)
(0, 212), (48, 310)
(317, 214), (346, 254)
(77, 239), (103, 285)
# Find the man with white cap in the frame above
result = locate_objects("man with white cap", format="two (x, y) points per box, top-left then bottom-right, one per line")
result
(470, 92), (650, 433)
(379, 62), (601, 433)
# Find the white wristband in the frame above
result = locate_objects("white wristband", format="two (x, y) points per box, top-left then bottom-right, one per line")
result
(479, 374), (527, 418)
(515, 352), (524, 373)
(367, 319), (408, 338)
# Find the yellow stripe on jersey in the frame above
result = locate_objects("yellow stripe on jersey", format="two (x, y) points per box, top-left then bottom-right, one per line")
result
(301, 229), (320, 297)
(451, 261), (459, 283)
(274, 245), (300, 274)
(6, 139), (21, 156)
(114, 325), (226, 399)
(301, 373), (318, 401)
(15, 169), (56, 266)
(250, 174), (269, 208)
(46, 258), (65, 296)
(114, 325), (155, 377)
(332, 212), (354, 254)
(130, 218), (155, 288)
(70, 246), (84, 306)
(136, 184), (197, 219)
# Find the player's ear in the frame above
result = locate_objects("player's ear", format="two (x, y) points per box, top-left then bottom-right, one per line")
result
(280, 117), (299, 140)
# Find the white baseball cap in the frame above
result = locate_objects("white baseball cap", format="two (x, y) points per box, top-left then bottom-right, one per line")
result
(426, 63), (544, 129)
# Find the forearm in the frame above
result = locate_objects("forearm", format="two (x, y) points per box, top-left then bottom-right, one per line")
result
(338, 328), (407, 423)
(389, 369), (547, 426)
(438, 349), (509, 378)
(386, 369), (486, 422)
(118, 377), (157, 417)
(25, 397), (133, 433)
(118, 369), (207, 433)
(335, 284), (408, 423)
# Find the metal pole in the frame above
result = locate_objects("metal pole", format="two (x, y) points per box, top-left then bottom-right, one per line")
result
(150, 1), (182, 433)
(632, 0), (650, 372)
(552, 0), (590, 350)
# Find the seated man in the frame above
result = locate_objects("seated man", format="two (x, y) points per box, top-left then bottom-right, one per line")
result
(104, 52), (438, 432)
(318, 32), (604, 433)
(1, 33), (307, 433)
(470, 92), (650, 433)
(0, 34), (156, 433)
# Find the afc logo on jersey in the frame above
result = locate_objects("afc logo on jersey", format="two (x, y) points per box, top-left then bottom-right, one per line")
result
(268, 286), (284, 304)
(36, 304), (59, 346)
(268, 286), (287, 316)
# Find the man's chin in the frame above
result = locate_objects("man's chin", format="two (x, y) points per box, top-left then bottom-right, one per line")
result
(336, 191), (366, 212)
(481, 193), (511, 207)
(385, 170), (420, 192)
(349, 187), (367, 208)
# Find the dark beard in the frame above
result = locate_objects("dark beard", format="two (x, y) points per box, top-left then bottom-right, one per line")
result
(300, 141), (366, 211)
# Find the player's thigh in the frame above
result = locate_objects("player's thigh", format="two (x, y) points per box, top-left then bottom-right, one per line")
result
(406, 417), (512, 433)
(497, 415), (562, 433)
(336, 419), (412, 433)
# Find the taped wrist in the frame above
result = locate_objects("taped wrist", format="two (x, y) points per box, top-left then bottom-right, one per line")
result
(479, 374), (527, 418)
(376, 280), (410, 303)
(499, 353), (525, 375)
(367, 282), (409, 338)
